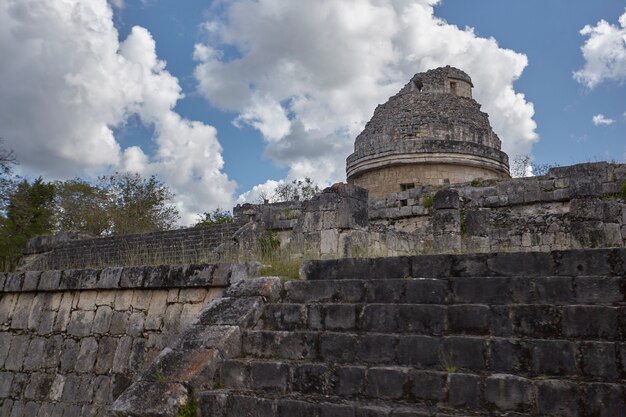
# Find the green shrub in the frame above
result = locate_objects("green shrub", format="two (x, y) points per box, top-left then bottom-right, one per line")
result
(177, 394), (198, 417)
(470, 179), (481, 187)
(422, 193), (433, 208)
(620, 182), (626, 200)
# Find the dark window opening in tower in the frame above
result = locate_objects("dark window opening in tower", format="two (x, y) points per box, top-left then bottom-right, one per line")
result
(450, 81), (457, 95)
(414, 80), (423, 92)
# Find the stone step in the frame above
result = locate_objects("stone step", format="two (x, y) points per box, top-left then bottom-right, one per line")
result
(284, 276), (624, 306)
(258, 303), (625, 341)
(198, 391), (450, 417)
(203, 372), (626, 416)
(234, 334), (626, 381)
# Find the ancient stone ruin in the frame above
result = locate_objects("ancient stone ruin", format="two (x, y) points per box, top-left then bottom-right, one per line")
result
(347, 66), (510, 199)
(1, 67), (626, 416)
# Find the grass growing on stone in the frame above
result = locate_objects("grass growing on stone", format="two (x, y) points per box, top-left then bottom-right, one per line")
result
(177, 394), (198, 417)
(259, 257), (301, 280)
(620, 182), (626, 200)
(422, 193), (433, 208)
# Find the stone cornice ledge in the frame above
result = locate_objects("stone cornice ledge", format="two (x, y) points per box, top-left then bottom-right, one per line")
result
(110, 277), (283, 417)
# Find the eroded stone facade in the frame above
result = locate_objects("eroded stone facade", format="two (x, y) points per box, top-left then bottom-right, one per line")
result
(347, 65), (510, 198)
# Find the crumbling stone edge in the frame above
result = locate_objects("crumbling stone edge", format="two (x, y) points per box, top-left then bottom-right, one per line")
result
(109, 277), (283, 417)
(0, 262), (262, 293)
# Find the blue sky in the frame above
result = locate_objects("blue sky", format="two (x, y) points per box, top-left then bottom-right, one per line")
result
(0, 0), (625, 224)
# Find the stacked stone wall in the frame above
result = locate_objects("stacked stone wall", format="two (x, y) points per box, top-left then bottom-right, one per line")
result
(20, 223), (242, 271)
(194, 248), (626, 417)
(0, 262), (258, 417)
(368, 162), (626, 253)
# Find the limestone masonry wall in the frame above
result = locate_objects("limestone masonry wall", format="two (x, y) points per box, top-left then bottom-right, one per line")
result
(0, 262), (259, 417)
(20, 222), (242, 271)
(99, 248), (626, 417)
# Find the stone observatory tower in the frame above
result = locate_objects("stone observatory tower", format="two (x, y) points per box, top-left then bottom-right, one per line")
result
(346, 66), (510, 198)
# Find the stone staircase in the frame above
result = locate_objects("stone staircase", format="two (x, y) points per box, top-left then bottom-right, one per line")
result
(198, 250), (626, 417)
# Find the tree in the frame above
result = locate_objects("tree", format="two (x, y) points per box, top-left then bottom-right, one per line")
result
(272, 177), (321, 202)
(99, 172), (179, 235)
(195, 208), (233, 227)
(510, 155), (559, 178)
(54, 179), (110, 236)
(0, 139), (18, 212)
(0, 178), (56, 260)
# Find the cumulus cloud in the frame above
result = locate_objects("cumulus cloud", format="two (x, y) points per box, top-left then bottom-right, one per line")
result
(574, 8), (626, 89)
(0, 0), (235, 224)
(194, 0), (538, 196)
(592, 114), (616, 126)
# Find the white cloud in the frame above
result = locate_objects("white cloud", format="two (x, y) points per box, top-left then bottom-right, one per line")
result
(236, 179), (282, 204)
(0, 0), (235, 224)
(592, 114), (616, 126)
(194, 0), (539, 193)
(574, 8), (626, 89)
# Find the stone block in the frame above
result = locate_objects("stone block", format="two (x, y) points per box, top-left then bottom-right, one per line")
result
(338, 280), (366, 303)
(95, 336), (117, 375)
(487, 251), (552, 276)
(225, 277), (282, 302)
(404, 279), (448, 303)
(4, 272), (23, 292)
(23, 372), (54, 401)
(357, 334), (396, 364)
(574, 276), (622, 304)
(397, 305), (446, 335)
(110, 379), (188, 417)
(534, 276), (574, 304)
(75, 337), (99, 373)
(570, 197), (604, 220)
(334, 366), (366, 398)
(22, 272), (41, 291)
(536, 380), (580, 417)
(319, 403), (355, 417)
(225, 394), (274, 417)
(359, 305), (398, 332)
(320, 333), (358, 363)
(365, 367), (407, 400)
(530, 340), (577, 376)
(59, 269), (82, 290)
(451, 277), (510, 304)
(447, 305), (490, 334)
(0, 372), (14, 398)
(293, 363), (329, 395)
(195, 297), (263, 327)
(67, 310), (94, 337)
(579, 341), (619, 380)
(511, 305), (561, 338)
(277, 399), (319, 417)
(4, 335), (29, 370)
(409, 370), (446, 400)
(120, 266), (146, 288)
(488, 339), (526, 373)
(433, 189), (460, 210)
(443, 337), (487, 370)
(364, 280), (404, 303)
(220, 360), (249, 390)
(323, 304), (356, 330)
(485, 374), (533, 411)
(249, 361), (289, 392)
(447, 373), (481, 408)
(262, 303), (306, 331)
(562, 306), (619, 339)
(583, 383), (626, 417)
(396, 335), (441, 367)
(97, 267), (122, 288)
(22, 337), (46, 370)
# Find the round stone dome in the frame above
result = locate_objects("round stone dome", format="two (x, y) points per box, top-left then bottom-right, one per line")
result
(346, 66), (510, 198)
